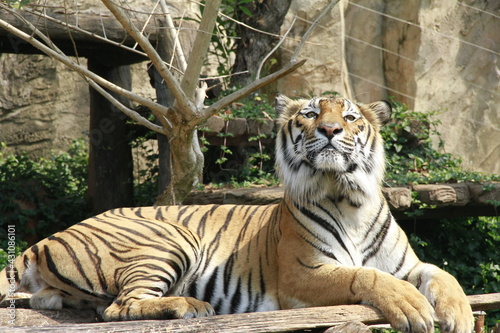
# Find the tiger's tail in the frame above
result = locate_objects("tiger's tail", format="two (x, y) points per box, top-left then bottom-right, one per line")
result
(0, 246), (40, 301)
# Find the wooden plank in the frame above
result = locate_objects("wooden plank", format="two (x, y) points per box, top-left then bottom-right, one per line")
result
(1, 304), (386, 332)
(0, 9), (160, 63)
(2, 294), (499, 332)
(469, 293), (500, 311)
(0, 9), (158, 45)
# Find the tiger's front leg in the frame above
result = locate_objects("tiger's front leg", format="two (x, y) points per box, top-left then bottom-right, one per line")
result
(406, 263), (473, 333)
(279, 264), (436, 333)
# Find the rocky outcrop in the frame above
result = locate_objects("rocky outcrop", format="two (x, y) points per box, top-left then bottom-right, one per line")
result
(279, 0), (499, 174)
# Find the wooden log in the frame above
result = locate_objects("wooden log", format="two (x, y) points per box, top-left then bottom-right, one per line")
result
(2, 293), (499, 332)
(184, 183), (499, 220)
(0, 9), (158, 43)
(200, 116), (276, 147)
(0, 8), (159, 63)
(382, 187), (412, 210)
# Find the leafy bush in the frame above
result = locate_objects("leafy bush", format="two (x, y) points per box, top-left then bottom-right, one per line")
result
(410, 216), (500, 325)
(200, 92), (278, 187)
(0, 139), (90, 263)
(382, 99), (499, 185)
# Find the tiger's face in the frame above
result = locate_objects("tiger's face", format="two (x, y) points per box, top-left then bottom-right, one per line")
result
(275, 95), (392, 204)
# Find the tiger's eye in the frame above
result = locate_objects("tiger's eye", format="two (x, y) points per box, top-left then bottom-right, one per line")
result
(344, 115), (356, 122)
(304, 111), (317, 119)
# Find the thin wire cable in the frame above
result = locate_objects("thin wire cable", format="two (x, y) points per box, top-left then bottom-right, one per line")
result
(347, 72), (416, 101)
(344, 34), (417, 63)
(456, 1), (500, 20)
(349, 1), (500, 57)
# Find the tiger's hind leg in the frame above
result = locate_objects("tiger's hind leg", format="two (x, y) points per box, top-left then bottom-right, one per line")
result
(30, 286), (110, 311)
(102, 295), (215, 321)
(100, 237), (215, 321)
(29, 287), (65, 310)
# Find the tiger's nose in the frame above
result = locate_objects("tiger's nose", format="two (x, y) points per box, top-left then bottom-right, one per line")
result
(318, 123), (343, 139)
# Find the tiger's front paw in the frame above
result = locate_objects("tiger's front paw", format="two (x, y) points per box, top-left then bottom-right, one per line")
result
(369, 279), (436, 333)
(426, 273), (474, 333)
(102, 296), (215, 321)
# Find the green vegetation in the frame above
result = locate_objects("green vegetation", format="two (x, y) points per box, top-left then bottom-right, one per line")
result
(410, 216), (500, 326)
(199, 91), (278, 188)
(0, 139), (89, 268)
(382, 99), (499, 185)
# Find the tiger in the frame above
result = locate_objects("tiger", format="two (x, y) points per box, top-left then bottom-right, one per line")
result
(0, 94), (473, 332)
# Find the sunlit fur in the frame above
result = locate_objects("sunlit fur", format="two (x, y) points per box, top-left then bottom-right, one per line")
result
(275, 95), (390, 206)
(0, 95), (473, 332)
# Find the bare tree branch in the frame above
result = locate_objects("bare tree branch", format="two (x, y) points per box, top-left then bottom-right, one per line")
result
(256, 16), (297, 80)
(101, 0), (197, 118)
(292, 0), (341, 62)
(14, 6), (185, 76)
(159, 0), (187, 72)
(198, 59), (306, 127)
(87, 78), (169, 134)
(0, 12), (170, 132)
(177, 0), (222, 110)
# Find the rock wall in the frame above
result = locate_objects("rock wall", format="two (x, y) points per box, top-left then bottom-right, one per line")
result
(0, 54), (153, 158)
(0, 54), (90, 157)
(279, 0), (499, 174)
(0, 0), (498, 174)
(0, 0), (191, 157)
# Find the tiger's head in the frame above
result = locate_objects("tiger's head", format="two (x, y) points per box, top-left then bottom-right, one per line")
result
(275, 94), (392, 206)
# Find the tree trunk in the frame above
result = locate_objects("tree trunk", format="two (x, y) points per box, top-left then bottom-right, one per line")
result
(149, 27), (205, 205)
(156, 125), (204, 205)
(231, 0), (292, 87)
(87, 59), (134, 214)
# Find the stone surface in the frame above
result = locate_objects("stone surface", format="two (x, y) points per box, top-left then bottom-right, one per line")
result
(278, 0), (499, 174)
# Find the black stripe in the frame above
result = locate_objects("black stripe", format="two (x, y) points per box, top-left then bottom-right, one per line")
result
(47, 236), (95, 291)
(109, 253), (184, 279)
(196, 205), (220, 237)
(298, 205), (352, 258)
(203, 267), (220, 303)
(43, 245), (108, 299)
(300, 234), (338, 261)
(188, 277), (198, 298)
(391, 241), (409, 276)
(259, 257), (266, 295)
(362, 210), (392, 264)
(363, 202), (385, 238)
(178, 206), (203, 226)
(205, 206), (237, 261)
(297, 257), (323, 269)
(287, 120), (294, 143)
(229, 277), (242, 313)
(402, 262), (420, 282)
(114, 230), (191, 272)
(316, 201), (354, 245)
(23, 254), (29, 268)
(284, 202), (327, 246)
(223, 255), (235, 295)
(65, 229), (108, 293)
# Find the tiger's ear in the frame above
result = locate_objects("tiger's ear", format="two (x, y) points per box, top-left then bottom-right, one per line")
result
(366, 100), (392, 126)
(275, 94), (293, 116)
(275, 94), (306, 124)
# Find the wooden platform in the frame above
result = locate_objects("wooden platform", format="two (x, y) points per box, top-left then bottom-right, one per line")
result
(0, 293), (499, 332)
(0, 8), (160, 64)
